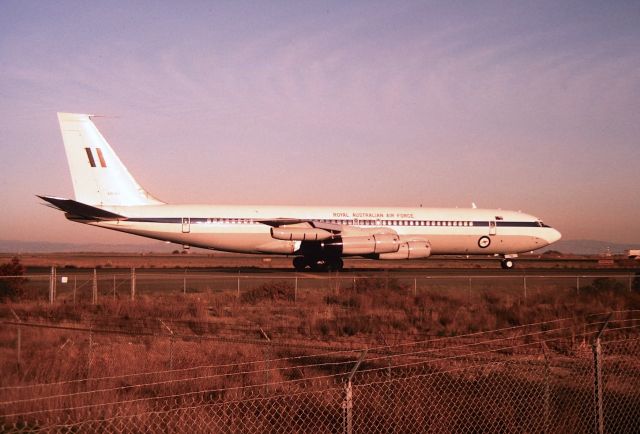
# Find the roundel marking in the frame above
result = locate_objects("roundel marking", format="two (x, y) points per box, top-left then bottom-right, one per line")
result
(478, 236), (491, 249)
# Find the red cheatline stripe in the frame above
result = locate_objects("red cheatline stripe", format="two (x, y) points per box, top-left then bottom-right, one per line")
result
(84, 148), (96, 167)
(96, 148), (107, 167)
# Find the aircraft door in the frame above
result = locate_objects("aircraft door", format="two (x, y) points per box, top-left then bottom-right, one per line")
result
(182, 217), (191, 233)
(489, 220), (497, 236)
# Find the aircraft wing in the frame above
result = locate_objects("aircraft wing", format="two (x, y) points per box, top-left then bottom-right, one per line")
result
(257, 218), (349, 233)
(257, 218), (396, 236)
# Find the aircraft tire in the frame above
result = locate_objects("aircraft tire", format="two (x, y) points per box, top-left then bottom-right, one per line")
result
(327, 258), (344, 272)
(293, 257), (307, 271)
(501, 259), (515, 269)
(318, 261), (330, 272)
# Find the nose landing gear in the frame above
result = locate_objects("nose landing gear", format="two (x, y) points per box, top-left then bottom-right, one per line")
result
(500, 259), (515, 269)
(499, 254), (518, 269)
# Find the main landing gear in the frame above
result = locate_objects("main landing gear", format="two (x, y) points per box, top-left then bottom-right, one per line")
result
(293, 256), (344, 272)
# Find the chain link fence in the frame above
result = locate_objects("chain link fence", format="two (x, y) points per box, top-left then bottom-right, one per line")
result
(2, 268), (639, 304)
(1, 312), (639, 433)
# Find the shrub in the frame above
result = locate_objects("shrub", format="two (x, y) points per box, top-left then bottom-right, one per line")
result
(0, 257), (27, 300)
(633, 272), (640, 292)
(240, 281), (295, 303)
(324, 295), (339, 305)
(581, 277), (625, 295)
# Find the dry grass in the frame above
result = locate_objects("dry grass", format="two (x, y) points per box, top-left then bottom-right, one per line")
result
(2, 276), (639, 380)
(1, 275), (639, 431)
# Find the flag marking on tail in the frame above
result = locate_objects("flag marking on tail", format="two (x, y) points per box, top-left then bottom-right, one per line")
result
(84, 148), (107, 168)
(95, 148), (107, 167)
(84, 148), (96, 167)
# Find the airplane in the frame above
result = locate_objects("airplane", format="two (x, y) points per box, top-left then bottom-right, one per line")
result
(39, 113), (562, 271)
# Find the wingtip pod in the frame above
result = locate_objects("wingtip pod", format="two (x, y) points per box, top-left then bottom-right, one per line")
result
(57, 112), (165, 207)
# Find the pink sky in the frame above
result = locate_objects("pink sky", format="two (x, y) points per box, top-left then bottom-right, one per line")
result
(0, 1), (639, 245)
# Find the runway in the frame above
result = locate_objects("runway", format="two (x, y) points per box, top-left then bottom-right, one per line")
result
(17, 255), (640, 279)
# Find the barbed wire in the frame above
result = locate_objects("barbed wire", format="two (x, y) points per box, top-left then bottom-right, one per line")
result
(2, 313), (637, 397)
(0, 315), (583, 391)
(4, 325), (629, 418)
(1, 319), (638, 432)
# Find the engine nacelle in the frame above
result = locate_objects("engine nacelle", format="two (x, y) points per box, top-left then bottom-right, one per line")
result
(324, 233), (400, 255)
(271, 227), (333, 241)
(379, 240), (431, 259)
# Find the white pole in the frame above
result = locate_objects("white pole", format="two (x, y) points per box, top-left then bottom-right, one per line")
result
(131, 268), (136, 301)
(92, 269), (98, 305)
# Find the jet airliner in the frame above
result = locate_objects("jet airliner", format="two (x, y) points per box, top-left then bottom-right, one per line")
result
(39, 113), (561, 270)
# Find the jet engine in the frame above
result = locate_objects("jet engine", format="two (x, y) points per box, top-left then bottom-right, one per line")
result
(379, 240), (431, 259)
(322, 233), (400, 255)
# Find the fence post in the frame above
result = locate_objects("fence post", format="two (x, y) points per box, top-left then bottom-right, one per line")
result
(160, 320), (174, 370)
(343, 380), (353, 434)
(294, 276), (298, 302)
(592, 313), (611, 434)
(113, 275), (116, 300)
(184, 269), (187, 295)
(73, 275), (77, 304)
(131, 268), (136, 301)
(523, 275), (527, 300)
(259, 327), (271, 394)
(343, 350), (368, 434)
(577, 276), (580, 294)
(413, 278), (417, 297)
(87, 325), (93, 379)
(10, 309), (21, 372)
(237, 271), (240, 299)
(92, 269), (98, 305)
(49, 266), (57, 304)
(379, 333), (391, 377)
(541, 342), (551, 433)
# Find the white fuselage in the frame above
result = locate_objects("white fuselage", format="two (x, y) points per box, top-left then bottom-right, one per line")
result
(79, 204), (562, 256)
(47, 113), (562, 267)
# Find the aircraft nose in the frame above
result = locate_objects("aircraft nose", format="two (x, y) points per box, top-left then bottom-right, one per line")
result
(546, 228), (562, 244)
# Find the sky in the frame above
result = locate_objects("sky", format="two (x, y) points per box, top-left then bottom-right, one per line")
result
(0, 0), (639, 245)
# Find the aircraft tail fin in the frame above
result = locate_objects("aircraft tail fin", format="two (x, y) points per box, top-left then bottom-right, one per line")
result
(57, 113), (164, 206)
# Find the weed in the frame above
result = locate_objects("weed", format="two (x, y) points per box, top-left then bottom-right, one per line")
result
(240, 281), (294, 303)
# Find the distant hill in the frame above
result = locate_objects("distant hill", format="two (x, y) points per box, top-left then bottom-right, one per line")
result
(1, 239), (638, 255)
(551, 240), (638, 255)
(0, 240), (207, 254)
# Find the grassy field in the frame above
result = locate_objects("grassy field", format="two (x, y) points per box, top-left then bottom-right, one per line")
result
(1, 255), (639, 432)
(2, 273), (639, 381)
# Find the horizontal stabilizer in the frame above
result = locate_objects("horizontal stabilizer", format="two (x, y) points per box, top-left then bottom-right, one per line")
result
(37, 195), (124, 220)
